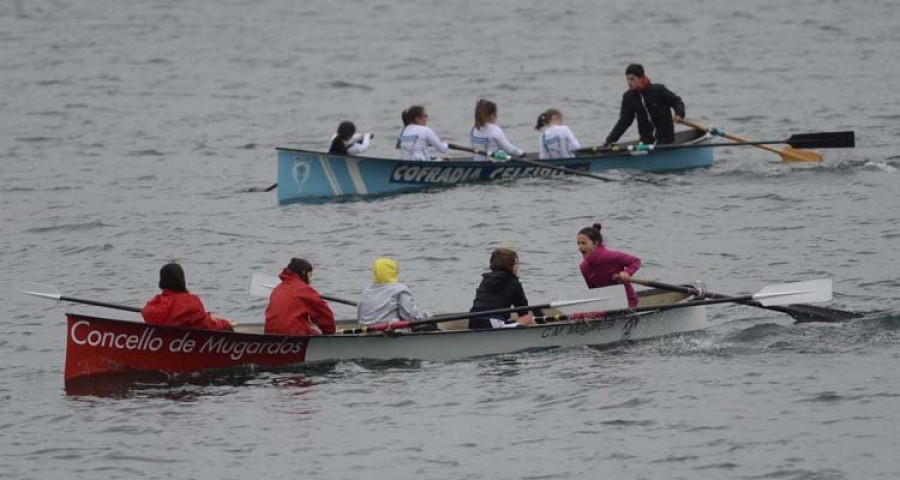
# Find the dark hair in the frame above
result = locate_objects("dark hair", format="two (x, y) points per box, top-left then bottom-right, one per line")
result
(625, 64), (645, 78)
(578, 223), (603, 246)
(329, 121), (356, 155)
(489, 248), (518, 275)
(158, 263), (187, 292)
(401, 105), (426, 126)
(535, 108), (562, 130)
(287, 257), (314, 284)
(474, 99), (497, 129)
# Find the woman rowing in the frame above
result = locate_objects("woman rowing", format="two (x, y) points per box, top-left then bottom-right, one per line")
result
(535, 108), (581, 159)
(142, 263), (233, 331)
(357, 257), (429, 325)
(396, 105), (449, 161)
(468, 248), (536, 329)
(470, 99), (525, 161)
(329, 121), (373, 155)
(265, 258), (336, 336)
(576, 223), (642, 308)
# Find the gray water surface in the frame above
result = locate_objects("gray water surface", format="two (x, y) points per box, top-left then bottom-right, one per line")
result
(2, 0), (899, 478)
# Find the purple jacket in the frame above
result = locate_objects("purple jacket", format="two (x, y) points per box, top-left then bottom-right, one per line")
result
(580, 246), (642, 307)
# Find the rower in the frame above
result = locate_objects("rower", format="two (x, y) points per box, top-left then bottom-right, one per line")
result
(576, 223), (642, 308)
(468, 248), (536, 329)
(470, 99), (524, 161)
(329, 121), (373, 155)
(604, 64), (685, 146)
(142, 263), (233, 331)
(265, 258), (336, 336)
(535, 108), (582, 159)
(357, 257), (429, 325)
(396, 105), (450, 161)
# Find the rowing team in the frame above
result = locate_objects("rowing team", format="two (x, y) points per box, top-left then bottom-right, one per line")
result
(328, 63), (685, 161)
(139, 222), (641, 335)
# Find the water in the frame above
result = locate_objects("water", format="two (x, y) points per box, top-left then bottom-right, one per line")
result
(2, 0), (899, 478)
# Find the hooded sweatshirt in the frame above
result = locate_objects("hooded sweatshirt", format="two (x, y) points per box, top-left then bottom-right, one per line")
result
(142, 290), (232, 331)
(357, 258), (427, 325)
(468, 270), (531, 329)
(265, 269), (336, 336)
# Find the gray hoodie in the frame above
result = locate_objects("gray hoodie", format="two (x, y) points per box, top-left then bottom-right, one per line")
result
(357, 283), (427, 325)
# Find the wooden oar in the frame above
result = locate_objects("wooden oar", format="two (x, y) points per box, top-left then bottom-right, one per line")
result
(340, 285), (630, 334)
(446, 143), (621, 183)
(577, 131), (854, 156)
(245, 183), (277, 193)
(680, 118), (824, 163)
(250, 273), (358, 306)
(20, 287), (142, 313)
(630, 277), (860, 323)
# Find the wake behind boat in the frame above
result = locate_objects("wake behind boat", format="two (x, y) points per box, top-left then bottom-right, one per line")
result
(275, 130), (713, 203)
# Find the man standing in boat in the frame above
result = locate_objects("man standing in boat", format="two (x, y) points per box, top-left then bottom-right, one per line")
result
(604, 64), (685, 146)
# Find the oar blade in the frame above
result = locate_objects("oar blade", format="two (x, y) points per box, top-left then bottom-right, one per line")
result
(753, 278), (833, 306)
(787, 131), (855, 149)
(249, 273), (280, 298)
(14, 282), (62, 306)
(779, 147), (823, 163)
(551, 285), (629, 314)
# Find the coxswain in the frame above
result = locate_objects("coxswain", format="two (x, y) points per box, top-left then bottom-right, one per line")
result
(576, 223), (642, 308)
(396, 105), (450, 161)
(535, 108), (582, 159)
(265, 258), (336, 336)
(470, 99), (524, 161)
(329, 121), (373, 155)
(468, 248), (536, 329)
(141, 263), (234, 330)
(357, 257), (429, 325)
(604, 64), (685, 146)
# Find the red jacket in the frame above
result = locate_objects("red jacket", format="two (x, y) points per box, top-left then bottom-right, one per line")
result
(265, 269), (336, 336)
(142, 290), (232, 331)
(580, 246), (642, 308)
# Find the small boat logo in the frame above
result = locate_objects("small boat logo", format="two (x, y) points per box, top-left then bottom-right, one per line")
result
(292, 158), (311, 191)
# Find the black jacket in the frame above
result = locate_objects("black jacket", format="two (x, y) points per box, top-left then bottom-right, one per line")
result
(605, 83), (685, 145)
(469, 270), (529, 329)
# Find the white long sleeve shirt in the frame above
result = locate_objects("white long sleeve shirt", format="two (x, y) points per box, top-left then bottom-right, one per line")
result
(330, 133), (372, 155)
(470, 123), (523, 161)
(397, 124), (449, 161)
(538, 125), (582, 159)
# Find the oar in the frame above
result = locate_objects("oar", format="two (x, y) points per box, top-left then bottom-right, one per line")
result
(249, 273), (358, 307)
(245, 183), (278, 193)
(681, 118), (825, 163)
(446, 143), (621, 183)
(20, 286), (142, 313)
(629, 277), (859, 323)
(340, 284), (630, 334)
(576, 131), (854, 156)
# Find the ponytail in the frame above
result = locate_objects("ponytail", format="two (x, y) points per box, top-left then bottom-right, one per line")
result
(577, 222), (603, 246)
(329, 121), (356, 155)
(535, 108), (561, 130)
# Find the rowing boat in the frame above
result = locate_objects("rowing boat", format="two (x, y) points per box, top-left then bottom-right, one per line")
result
(275, 130), (713, 203)
(63, 289), (707, 387)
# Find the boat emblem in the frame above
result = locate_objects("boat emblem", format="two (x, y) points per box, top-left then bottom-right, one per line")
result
(292, 157), (311, 191)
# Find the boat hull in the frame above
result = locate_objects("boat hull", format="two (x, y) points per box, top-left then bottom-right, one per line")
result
(63, 304), (707, 384)
(276, 131), (714, 203)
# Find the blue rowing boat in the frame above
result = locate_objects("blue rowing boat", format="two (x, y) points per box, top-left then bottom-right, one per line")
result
(275, 130), (713, 204)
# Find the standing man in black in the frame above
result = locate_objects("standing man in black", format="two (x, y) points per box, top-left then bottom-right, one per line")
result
(604, 64), (685, 146)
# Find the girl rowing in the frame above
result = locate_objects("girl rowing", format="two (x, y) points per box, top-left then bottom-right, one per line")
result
(535, 108), (582, 159)
(468, 248), (536, 329)
(357, 257), (429, 325)
(576, 223), (642, 308)
(396, 105), (450, 161)
(470, 99), (525, 161)
(329, 121), (373, 155)
(265, 258), (336, 336)
(142, 263), (234, 331)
